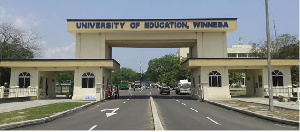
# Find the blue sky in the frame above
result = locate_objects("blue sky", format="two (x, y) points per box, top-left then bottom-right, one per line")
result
(0, 0), (299, 72)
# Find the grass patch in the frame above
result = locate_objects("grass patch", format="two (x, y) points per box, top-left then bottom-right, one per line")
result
(0, 102), (88, 125)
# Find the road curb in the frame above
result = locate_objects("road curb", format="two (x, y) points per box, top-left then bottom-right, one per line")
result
(205, 100), (299, 126)
(0, 101), (100, 130)
(150, 96), (164, 131)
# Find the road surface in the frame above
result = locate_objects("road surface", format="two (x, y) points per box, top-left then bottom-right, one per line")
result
(16, 87), (298, 130)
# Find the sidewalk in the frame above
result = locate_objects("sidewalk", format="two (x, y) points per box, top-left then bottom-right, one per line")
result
(0, 98), (92, 114)
(208, 97), (299, 124)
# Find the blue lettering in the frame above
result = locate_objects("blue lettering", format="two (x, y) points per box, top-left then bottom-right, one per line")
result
(224, 22), (228, 27)
(212, 22), (217, 27)
(145, 22), (149, 28)
(96, 22), (100, 28)
(120, 22), (125, 29)
(218, 22), (223, 27)
(130, 22), (136, 28)
(101, 23), (105, 28)
(177, 22), (181, 28)
(182, 22), (189, 29)
(149, 22), (154, 28)
(90, 23), (95, 29)
(193, 22), (201, 28)
(76, 22), (81, 28)
(165, 22), (170, 28)
(170, 22), (175, 28)
(154, 22), (159, 28)
(106, 22), (111, 29)
(160, 22), (164, 28)
(114, 22), (119, 29)
(82, 22), (87, 29)
(136, 22), (140, 28)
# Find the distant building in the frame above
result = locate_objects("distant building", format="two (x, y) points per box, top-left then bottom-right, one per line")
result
(176, 45), (253, 58)
(227, 45), (252, 58)
(176, 47), (189, 58)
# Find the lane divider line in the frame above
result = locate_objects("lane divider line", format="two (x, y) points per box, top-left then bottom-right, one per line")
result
(88, 125), (97, 131)
(123, 102), (126, 104)
(206, 117), (221, 125)
(150, 96), (164, 131)
(182, 103), (186, 106)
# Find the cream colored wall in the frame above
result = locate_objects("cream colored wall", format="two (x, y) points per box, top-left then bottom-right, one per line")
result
(73, 67), (100, 100)
(38, 71), (56, 98)
(262, 66), (293, 97)
(190, 67), (202, 99)
(200, 66), (230, 100)
(245, 69), (263, 97)
(190, 32), (227, 58)
(10, 68), (39, 88)
(76, 33), (106, 59)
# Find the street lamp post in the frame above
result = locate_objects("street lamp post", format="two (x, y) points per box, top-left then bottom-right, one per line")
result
(265, 0), (274, 111)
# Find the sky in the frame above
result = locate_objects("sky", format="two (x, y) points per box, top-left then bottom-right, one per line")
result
(0, 0), (299, 72)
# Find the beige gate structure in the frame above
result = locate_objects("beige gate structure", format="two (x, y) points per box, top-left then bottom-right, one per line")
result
(0, 18), (298, 101)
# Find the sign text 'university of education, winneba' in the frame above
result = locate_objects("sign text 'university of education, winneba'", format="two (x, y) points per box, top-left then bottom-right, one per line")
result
(75, 21), (229, 30)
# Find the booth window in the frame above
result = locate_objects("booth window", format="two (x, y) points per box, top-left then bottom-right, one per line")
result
(82, 72), (95, 88)
(272, 70), (283, 87)
(209, 71), (222, 87)
(19, 72), (31, 88)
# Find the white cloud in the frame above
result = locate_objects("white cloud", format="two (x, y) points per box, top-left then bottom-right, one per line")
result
(41, 42), (75, 59)
(0, 6), (42, 30)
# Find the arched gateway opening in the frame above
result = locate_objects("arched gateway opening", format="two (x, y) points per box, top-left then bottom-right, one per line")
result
(0, 19), (297, 101)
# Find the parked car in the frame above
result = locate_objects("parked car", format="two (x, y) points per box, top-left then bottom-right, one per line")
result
(160, 87), (170, 95)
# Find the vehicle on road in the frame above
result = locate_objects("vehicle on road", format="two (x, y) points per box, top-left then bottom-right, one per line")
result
(120, 81), (129, 90)
(134, 80), (141, 88)
(145, 82), (150, 89)
(160, 87), (170, 95)
(176, 80), (191, 95)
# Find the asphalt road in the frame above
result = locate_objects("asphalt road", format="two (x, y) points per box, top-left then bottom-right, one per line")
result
(16, 87), (299, 130)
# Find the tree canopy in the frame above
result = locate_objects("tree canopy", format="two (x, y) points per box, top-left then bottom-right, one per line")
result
(145, 54), (190, 86)
(0, 22), (43, 85)
(112, 67), (139, 85)
(250, 33), (299, 85)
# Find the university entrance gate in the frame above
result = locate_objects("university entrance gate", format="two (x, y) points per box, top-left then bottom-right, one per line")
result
(0, 18), (297, 100)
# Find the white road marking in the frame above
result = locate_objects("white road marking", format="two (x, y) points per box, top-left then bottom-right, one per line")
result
(88, 125), (97, 131)
(127, 99), (130, 100)
(129, 90), (132, 96)
(150, 96), (164, 130)
(176, 100), (180, 102)
(275, 124), (286, 127)
(101, 108), (119, 117)
(190, 108), (195, 110)
(140, 88), (144, 92)
(194, 110), (198, 112)
(182, 103), (186, 106)
(123, 102), (126, 104)
(206, 117), (220, 125)
(150, 92), (152, 95)
(96, 105), (100, 106)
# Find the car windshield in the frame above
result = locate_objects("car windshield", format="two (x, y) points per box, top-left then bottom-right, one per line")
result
(181, 83), (190, 88)
(162, 87), (169, 89)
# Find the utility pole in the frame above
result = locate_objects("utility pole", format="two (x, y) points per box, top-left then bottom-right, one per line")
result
(265, 0), (274, 111)
(139, 62), (142, 88)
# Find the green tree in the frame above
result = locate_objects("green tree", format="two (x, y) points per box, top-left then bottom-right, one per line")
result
(112, 67), (139, 85)
(0, 22), (43, 86)
(56, 73), (74, 94)
(146, 54), (190, 86)
(229, 72), (243, 87)
(250, 33), (299, 86)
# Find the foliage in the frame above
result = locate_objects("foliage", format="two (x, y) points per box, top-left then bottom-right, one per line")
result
(112, 67), (139, 85)
(56, 73), (74, 85)
(229, 72), (244, 86)
(146, 54), (190, 86)
(0, 22), (43, 86)
(249, 33), (299, 85)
